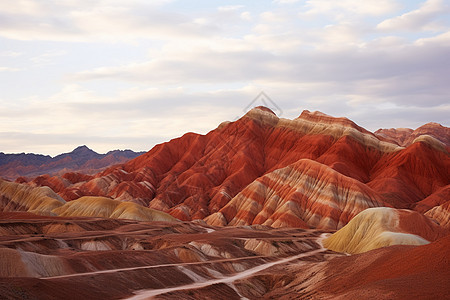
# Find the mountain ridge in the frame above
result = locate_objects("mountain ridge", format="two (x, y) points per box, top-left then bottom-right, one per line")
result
(0, 145), (145, 180)
(13, 107), (449, 230)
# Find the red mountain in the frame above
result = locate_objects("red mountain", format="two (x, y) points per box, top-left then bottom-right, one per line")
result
(375, 122), (450, 148)
(17, 107), (449, 230)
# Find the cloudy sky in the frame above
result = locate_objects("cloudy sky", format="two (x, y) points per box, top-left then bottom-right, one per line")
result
(1, 0), (449, 156)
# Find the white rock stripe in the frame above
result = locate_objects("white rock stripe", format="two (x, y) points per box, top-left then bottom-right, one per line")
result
(40, 255), (267, 280)
(124, 237), (328, 299)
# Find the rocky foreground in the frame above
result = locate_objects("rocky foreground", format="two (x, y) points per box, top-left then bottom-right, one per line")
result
(1, 212), (448, 300)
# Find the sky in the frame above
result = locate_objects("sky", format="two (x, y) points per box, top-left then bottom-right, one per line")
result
(0, 0), (449, 156)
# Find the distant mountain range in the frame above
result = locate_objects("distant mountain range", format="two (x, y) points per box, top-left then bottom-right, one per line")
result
(0, 145), (145, 180)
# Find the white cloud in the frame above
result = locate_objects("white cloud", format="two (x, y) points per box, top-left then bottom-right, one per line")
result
(377, 0), (450, 32)
(302, 0), (401, 18)
(415, 30), (450, 45)
(274, 0), (300, 3)
(30, 50), (67, 66)
(0, 67), (21, 72)
(0, 1), (215, 42)
(260, 11), (287, 23)
(0, 0), (48, 16)
(67, 26), (449, 106)
(0, 0), (449, 156)
(0, 51), (23, 57)
(218, 5), (245, 12)
(240, 11), (252, 21)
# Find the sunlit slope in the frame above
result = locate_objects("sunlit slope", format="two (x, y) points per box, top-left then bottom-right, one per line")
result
(0, 179), (65, 215)
(0, 180), (176, 222)
(53, 196), (177, 222)
(323, 207), (447, 253)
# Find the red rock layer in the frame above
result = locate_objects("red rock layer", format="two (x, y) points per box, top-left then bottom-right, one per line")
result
(375, 122), (450, 148)
(374, 127), (414, 146)
(424, 201), (450, 228)
(414, 185), (450, 213)
(263, 235), (450, 299)
(206, 159), (385, 229)
(320, 235), (450, 299)
(368, 141), (449, 207)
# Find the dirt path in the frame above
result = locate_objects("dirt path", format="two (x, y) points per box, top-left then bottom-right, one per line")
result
(41, 254), (268, 280)
(125, 247), (327, 299)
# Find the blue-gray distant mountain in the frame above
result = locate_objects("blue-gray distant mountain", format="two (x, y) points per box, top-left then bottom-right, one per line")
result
(0, 145), (145, 180)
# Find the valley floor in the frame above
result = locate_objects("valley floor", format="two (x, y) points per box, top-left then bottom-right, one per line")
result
(0, 213), (448, 299)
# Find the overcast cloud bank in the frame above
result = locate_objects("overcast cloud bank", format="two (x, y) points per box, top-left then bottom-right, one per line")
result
(0, 0), (449, 155)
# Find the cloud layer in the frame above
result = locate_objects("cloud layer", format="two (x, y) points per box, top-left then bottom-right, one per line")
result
(0, 0), (449, 155)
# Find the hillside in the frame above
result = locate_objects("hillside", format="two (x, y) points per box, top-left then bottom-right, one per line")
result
(16, 107), (448, 230)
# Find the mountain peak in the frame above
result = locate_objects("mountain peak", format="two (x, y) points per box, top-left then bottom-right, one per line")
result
(375, 122), (449, 147)
(422, 122), (443, 128)
(300, 110), (331, 118)
(72, 145), (95, 153)
(243, 106), (279, 126)
(250, 106), (277, 115)
(297, 109), (371, 133)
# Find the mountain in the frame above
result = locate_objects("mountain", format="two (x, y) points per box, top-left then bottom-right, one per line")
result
(0, 106), (448, 299)
(375, 122), (450, 148)
(16, 107), (449, 229)
(0, 145), (145, 180)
